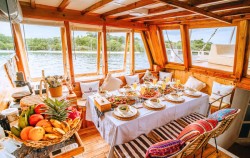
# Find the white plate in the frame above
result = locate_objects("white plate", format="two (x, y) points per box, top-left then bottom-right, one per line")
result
(184, 90), (202, 97)
(165, 94), (185, 102)
(113, 105), (138, 118)
(144, 100), (165, 109)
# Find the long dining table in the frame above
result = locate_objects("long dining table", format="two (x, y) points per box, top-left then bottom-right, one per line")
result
(85, 90), (209, 158)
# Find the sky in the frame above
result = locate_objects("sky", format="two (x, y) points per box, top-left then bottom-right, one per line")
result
(163, 27), (236, 44)
(1, 22), (236, 44)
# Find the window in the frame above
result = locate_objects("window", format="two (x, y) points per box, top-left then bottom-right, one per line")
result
(134, 32), (150, 70)
(72, 31), (99, 75)
(0, 21), (15, 66)
(162, 30), (183, 64)
(21, 24), (64, 79)
(107, 32), (127, 72)
(190, 27), (236, 72)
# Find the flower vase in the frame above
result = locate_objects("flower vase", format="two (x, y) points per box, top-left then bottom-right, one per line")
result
(49, 86), (62, 97)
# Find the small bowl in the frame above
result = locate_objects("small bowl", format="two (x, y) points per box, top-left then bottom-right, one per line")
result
(170, 93), (179, 100)
(118, 104), (129, 114)
(149, 98), (160, 105)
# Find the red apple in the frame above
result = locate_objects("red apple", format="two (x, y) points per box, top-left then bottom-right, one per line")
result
(34, 104), (46, 114)
(29, 114), (44, 126)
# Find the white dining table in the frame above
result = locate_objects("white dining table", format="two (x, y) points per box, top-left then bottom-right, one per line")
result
(85, 91), (209, 158)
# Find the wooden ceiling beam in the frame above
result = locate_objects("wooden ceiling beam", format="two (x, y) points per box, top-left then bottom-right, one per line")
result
(189, 0), (222, 6)
(81, 0), (113, 15)
(148, 5), (176, 14)
(30, 0), (36, 9)
(207, 0), (250, 12)
(58, 0), (72, 11)
(218, 7), (250, 17)
(156, 0), (232, 24)
(101, 0), (157, 17)
(132, 10), (194, 22)
(20, 3), (147, 30)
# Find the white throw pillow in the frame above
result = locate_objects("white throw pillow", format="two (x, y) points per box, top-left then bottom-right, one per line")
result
(184, 76), (206, 91)
(125, 74), (140, 86)
(142, 70), (155, 82)
(80, 81), (100, 99)
(159, 71), (172, 81)
(210, 81), (234, 104)
(101, 74), (123, 91)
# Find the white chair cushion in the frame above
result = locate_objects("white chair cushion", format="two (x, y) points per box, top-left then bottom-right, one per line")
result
(101, 74), (123, 91)
(184, 76), (206, 91)
(159, 71), (172, 81)
(80, 81), (99, 99)
(142, 70), (155, 82)
(125, 74), (140, 86)
(210, 81), (234, 104)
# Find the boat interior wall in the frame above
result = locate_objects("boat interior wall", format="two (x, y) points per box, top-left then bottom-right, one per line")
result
(217, 88), (250, 149)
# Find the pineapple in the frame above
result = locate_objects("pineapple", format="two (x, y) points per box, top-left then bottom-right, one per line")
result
(43, 98), (70, 122)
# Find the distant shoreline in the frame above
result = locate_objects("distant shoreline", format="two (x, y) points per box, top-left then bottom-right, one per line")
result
(0, 50), (143, 54)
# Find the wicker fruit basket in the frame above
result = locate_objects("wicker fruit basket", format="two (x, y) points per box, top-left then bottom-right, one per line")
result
(6, 120), (82, 148)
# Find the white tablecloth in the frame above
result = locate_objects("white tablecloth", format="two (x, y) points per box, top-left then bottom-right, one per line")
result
(86, 92), (209, 157)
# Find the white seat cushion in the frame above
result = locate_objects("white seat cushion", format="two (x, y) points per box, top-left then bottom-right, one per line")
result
(184, 76), (206, 91)
(125, 74), (140, 86)
(101, 74), (123, 91)
(159, 71), (172, 81)
(210, 81), (234, 104)
(80, 81), (99, 99)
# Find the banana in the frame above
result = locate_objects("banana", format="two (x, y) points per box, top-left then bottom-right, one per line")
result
(50, 119), (63, 129)
(66, 118), (73, 127)
(44, 126), (54, 133)
(61, 121), (70, 133)
(11, 126), (21, 137)
(53, 128), (65, 135)
(28, 105), (35, 117)
(44, 134), (60, 140)
(70, 117), (80, 129)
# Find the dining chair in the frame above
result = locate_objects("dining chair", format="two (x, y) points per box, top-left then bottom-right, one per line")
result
(211, 109), (241, 153)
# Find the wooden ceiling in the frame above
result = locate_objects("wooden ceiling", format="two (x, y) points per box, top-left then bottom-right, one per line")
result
(19, 0), (250, 26)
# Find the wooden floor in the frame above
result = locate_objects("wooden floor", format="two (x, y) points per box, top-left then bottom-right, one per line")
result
(77, 126), (235, 158)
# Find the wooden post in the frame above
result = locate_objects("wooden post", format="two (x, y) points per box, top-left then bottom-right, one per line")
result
(102, 24), (108, 76)
(180, 24), (191, 70)
(140, 31), (154, 70)
(243, 21), (250, 77)
(235, 20), (248, 80)
(130, 30), (135, 74)
(123, 32), (130, 72)
(61, 27), (68, 77)
(64, 21), (75, 83)
(97, 32), (101, 75)
(12, 24), (30, 81)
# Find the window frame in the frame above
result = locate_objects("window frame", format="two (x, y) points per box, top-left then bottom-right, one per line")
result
(188, 26), (237, 74)
(161, 27), (185, 65)
(71, 30), (101, 77)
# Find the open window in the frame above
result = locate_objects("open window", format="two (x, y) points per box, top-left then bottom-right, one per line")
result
(0, 21), (15, 66)
(21, 23), (64, 80)
(189, 26), (236, 72)
(134, 32), (150, 70)
(106, 31), (128, 73)
(162, 29), (184, 64)
(71, 30), (100, 76)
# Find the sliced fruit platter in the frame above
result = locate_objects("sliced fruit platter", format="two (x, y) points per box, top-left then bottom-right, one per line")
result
(7, 98), (81, 148)
(170, 83), (185, 91)
(140, 88), (160, 99)
(107, 96), (129, 107)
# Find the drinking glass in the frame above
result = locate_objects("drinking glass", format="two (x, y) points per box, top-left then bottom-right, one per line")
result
(132, 82), (137, 90)
(165, 77), (170, 83)
(153, 78), (157, 86)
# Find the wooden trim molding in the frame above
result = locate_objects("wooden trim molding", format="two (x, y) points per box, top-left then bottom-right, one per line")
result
(60, 27), (68, 77)
(234, 20), (248, 80)
(130, 30), (135, 74)
(102, 24), (108, 76)
(64, 21), (75, 83)
(97, 32), (101, 75)
(180, 24), (191, 70)
(58, 0), (72, 11)
(140, 31), (153, 70)
(123, 32), (130, 72)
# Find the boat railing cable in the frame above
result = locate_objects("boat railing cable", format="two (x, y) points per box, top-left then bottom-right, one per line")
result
(229, 27), (235, 44)
(165, 30), (183, 62)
